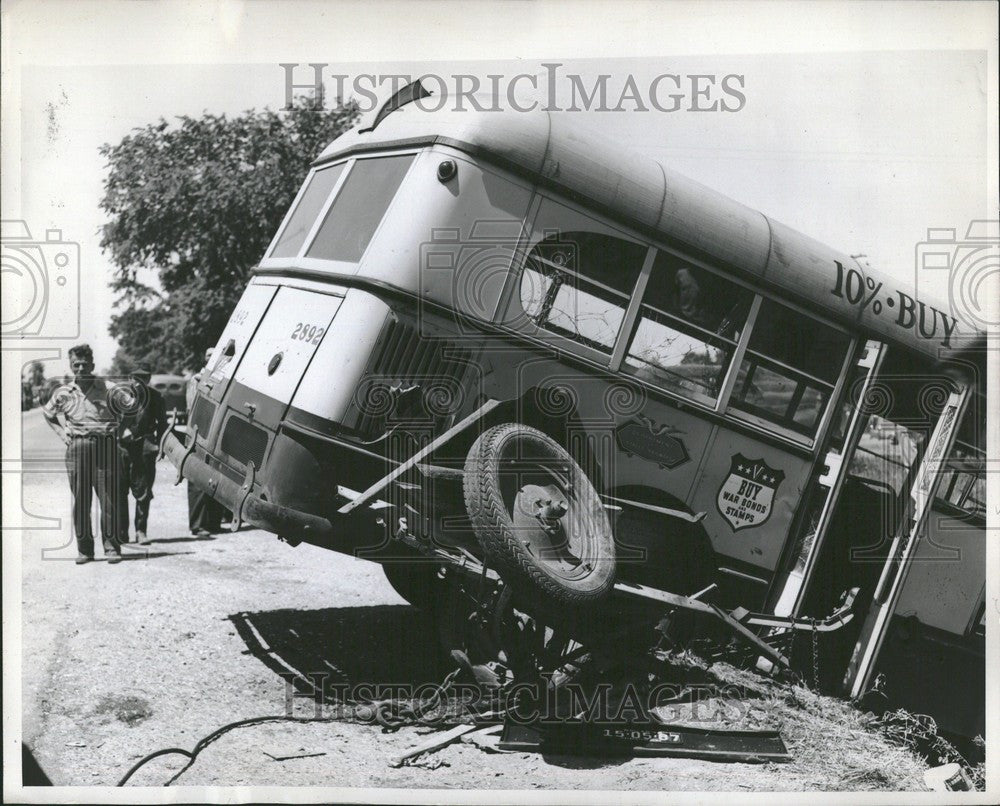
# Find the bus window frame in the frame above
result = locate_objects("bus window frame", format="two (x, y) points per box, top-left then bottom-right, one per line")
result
(262, 166), (323, 260)
(520, 247), (640, 352)
(618, 242), (856, 449)
(969, 593), (986, 638)
(260, 148), (421, 273)
(264, 147), (860, 454)
(722, 298), (856, 444)
(613, 252), (758, 410)
(932, 395), (987, 523)
(499, 188), (857, 449)
(263, 159), (351, 261)
(727, 350), (851, 437)
(499, 191), (656, 369)
(264, 161), (349, 260)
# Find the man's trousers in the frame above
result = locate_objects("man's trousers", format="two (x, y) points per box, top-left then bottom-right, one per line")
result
(65, 435), (127, 556)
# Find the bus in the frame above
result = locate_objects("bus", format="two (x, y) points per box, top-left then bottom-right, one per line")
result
(163, 86), (988, 747)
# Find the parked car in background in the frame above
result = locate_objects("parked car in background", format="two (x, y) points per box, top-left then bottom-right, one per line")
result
(150, 373), (188, 424)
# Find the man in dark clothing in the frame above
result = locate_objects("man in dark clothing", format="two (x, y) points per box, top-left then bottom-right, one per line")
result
(117, 366), (168, 543)
(43, 344), (128, 564)
(188, 482), (226, 536)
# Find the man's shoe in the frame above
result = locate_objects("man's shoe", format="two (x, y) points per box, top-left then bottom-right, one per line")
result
(107, 553), (123, 564)
(75, 555), (93, 565)
(136, 531), (148, 544)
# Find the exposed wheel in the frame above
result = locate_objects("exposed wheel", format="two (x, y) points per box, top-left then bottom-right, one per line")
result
(381, 559), (442, 611)
(463, 423), (616, 618)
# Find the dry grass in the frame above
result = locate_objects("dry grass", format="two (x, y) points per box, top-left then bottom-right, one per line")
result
(657, 652), (930, 791)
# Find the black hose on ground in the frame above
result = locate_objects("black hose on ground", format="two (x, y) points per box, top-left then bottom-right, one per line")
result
(117, 664), (491, 786)
(116, 715), (346, 786)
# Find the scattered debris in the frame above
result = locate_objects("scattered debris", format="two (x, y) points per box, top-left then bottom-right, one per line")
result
(923, 763), (974, 792)
(876, 709), (983, 790)
(497, 719), (791, 763)
(262, 747), (327, 762)
(461, 725), (508, 753)
(390, 723), (479, 768)
(706, 657), (931, 790)
(408, 755), (450, 770)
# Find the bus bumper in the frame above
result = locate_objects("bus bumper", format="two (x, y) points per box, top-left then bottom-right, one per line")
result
(161, 428), (335, 546)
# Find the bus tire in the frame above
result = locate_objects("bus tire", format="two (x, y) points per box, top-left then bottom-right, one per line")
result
(463, 423), (616, 618)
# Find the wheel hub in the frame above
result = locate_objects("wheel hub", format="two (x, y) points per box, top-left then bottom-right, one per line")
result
(512, 483), (592, 575)
(514, 483), (568, 536)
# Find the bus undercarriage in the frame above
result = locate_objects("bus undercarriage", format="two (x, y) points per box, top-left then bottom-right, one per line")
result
(160, 412), (861, 694)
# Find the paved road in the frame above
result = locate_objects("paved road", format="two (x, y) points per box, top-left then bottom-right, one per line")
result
(20, 406), (64, 460)
(17, 412), (925, 791)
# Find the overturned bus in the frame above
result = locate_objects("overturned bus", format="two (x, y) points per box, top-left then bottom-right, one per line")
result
(163, 90), (988, 748)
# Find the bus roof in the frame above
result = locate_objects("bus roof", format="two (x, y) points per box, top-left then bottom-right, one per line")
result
(317, 103), (985, 367)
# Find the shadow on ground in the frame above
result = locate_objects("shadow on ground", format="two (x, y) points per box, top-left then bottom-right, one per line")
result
(139, 524), (256, 545)
(142, 535), (218, 544)
(230, 605), (449, 698)
(117, 548), (196, 561)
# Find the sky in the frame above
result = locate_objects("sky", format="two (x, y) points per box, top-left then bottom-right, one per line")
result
(2, 1), (996, 372)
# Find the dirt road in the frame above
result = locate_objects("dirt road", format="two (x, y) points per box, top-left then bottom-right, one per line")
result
(18, 413), (928, 791)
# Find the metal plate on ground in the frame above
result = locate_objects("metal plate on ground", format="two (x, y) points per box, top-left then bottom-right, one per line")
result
(498, 720), (791, 763)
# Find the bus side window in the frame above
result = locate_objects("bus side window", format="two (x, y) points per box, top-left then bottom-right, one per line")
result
(518, 200), (647, 353)
(622, 252), (753, 403)
(935, 399), (986, 519)
(728, 299), (851, 436)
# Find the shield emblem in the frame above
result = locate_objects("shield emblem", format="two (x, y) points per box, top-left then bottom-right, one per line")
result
(716, 454), (785, 532)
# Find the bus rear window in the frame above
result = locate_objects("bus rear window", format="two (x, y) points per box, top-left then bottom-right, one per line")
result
(306, 154), (414, 262)
(729, 299), (851, 436)
(270, 164), (346, 258)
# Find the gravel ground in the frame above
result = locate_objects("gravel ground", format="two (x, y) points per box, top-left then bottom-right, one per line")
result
(19, 414), (929, 793)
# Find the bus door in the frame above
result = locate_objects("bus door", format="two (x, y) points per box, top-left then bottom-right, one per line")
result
(844, 379), (970, 699)
(191, 281), (345, 458)
(782, 345), (969, 692)
(770, 339), (887, 618)
(857, 398), (986, 742)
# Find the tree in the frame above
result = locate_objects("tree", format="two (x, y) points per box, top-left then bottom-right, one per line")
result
(21, 361), (46, 409)
(99, 97), (359, 374)
(23, 360), (46, 387)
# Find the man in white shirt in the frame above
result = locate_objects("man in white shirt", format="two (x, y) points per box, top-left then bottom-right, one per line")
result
(43, 344), (128, 564)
